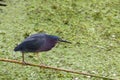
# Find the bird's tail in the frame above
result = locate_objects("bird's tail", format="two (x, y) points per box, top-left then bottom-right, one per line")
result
(14, 45), (21, 51)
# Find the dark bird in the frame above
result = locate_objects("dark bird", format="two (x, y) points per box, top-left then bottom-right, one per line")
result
(14, 33), (71, 64)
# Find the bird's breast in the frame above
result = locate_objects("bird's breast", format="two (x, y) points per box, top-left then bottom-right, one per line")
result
(39, 40), (57, 51)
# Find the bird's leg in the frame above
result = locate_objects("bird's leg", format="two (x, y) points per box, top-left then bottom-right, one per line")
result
(34, 52), (39, 60)
(34, 53), (45, 65)
(22, 52), (26, 65)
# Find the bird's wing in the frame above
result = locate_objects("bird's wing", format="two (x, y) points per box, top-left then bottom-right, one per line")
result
(20, 37), (45, 52)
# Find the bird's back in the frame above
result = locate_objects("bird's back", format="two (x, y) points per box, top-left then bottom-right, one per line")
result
(14, 33), (47, 52)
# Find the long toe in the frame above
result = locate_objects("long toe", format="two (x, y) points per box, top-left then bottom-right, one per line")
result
(22, 61), (27, 65)
(39, 63), (46, 66)
(38, 59), (46, 66)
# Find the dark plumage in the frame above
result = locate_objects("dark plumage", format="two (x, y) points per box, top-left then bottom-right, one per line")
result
(14, 33), (71, 64)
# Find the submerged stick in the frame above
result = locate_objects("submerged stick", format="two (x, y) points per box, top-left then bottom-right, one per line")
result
(0, 58), (116, 80)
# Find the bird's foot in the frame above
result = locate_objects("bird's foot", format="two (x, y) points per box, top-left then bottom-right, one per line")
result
(39, 63), (47, 66)
(39, 64), (46, 66)
(22, 61), (27, 65)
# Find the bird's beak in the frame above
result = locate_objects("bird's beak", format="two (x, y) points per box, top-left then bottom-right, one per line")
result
(58, 39), (71, 44)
